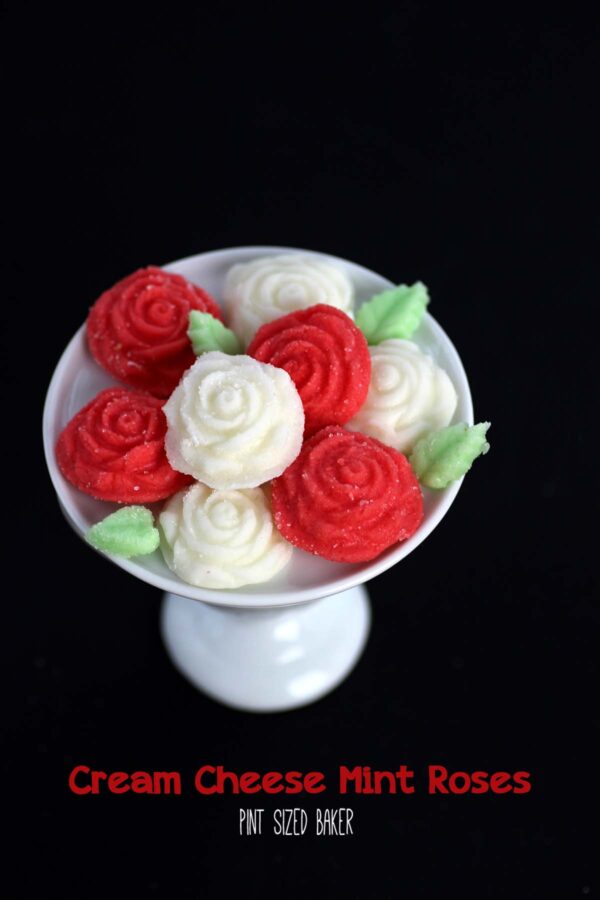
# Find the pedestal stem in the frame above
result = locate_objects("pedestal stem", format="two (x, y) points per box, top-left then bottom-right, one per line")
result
(160, 585), (371, 712)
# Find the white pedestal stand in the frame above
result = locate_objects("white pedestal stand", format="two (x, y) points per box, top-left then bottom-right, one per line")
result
(160, 585), (370, 712)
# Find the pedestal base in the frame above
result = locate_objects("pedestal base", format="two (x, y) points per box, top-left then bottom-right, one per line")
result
(160, 586), (371, 712)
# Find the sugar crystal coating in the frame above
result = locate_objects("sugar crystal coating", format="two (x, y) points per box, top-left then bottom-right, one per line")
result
(247, 304), (370, 435)
(188, 310), (241, 355)
(347, 339), (457, 453)
(223, 254), (354, 346)
(356, 282), (430, 344)
(271, 426), (423, 563)
(409, 422), (491, 489)
(87, 506), (159, 558)
(163, 352), (304, 489)
(159, 483), (292, 588)
(87, 266), (222, 397)
(56, 387), (192, 502)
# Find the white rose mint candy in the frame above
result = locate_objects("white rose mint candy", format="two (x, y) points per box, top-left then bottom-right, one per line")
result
(347, 339), (457, 454)
(160, 484), (292, 589)
(163, 352), (304, 489)
(224, 254), (354, 346)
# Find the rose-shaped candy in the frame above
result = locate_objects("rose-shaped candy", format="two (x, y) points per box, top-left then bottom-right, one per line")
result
(271, 426), (423, 563)
(223, 254), (354, 346)
(56, 388), (192, 502)
(159, 483), (292, 589)
(87, 266), (223, 397)
(163, 352), (304, 489)
(247, 305), (371, 436)
(347, 339), (457, 453)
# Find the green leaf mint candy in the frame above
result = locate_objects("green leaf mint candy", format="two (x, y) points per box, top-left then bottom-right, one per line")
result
(409, 422), (491, 489)
(356, 282), (430, 344)
(188, 310), (241, 355)
(86, 506), (160, 558)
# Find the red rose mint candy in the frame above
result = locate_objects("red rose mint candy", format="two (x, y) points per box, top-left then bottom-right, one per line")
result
(247, 305), (370, 435)
(271, 426), (423, 562)
(87, 266), (222, 397)
(56, 387), (192, 502)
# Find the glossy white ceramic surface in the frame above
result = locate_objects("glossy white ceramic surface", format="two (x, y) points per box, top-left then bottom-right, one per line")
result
(161, 585), (370, 711)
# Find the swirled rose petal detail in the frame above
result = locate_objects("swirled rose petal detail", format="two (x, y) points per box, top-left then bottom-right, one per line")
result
(347, 339), (457, 453)
(223, 255), (354, 346)
(163, 352), (304, 489)
(87, 266), (223, 397)
(56, 387), (192, 502)
(271, 426), (423, 562)
(247, 305), (370, 436)
(159, 483), (292, 589)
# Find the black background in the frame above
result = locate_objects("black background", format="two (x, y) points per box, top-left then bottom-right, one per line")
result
(4, 4), (598, 898)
